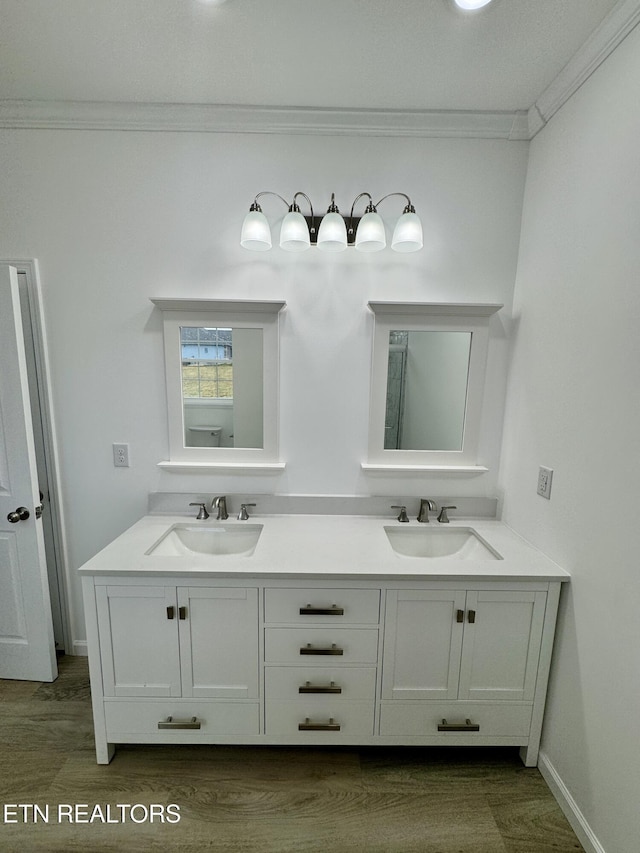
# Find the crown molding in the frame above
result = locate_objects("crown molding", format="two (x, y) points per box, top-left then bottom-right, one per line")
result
(0, 100), (528, 139)
(528, 0), (640, 137)
(1, 1), (638, 141)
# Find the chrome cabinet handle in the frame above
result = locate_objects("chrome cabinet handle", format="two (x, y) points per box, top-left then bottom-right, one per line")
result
(7, 506), (30, 524)
(300, 643), (344, 656)
(298, 717), (341, 732)
(299, 604), (344, 616)
(157, 716), (201, 730)
(299, 681), (342, 694)
(437, 718), (480, 732)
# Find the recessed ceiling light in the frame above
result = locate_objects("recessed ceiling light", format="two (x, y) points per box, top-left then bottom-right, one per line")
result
(453, 0), (494, 9)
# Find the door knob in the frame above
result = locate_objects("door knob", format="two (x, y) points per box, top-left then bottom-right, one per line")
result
(7, 507), (30, 523)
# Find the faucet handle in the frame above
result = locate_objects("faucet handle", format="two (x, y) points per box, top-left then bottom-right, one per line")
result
(437, 505), (457, 523)
(391, 505), (410, 523)
(189, 502), (210, 521)
(238, 503), (256, 521)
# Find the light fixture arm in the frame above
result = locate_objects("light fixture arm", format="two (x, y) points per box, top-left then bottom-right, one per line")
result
(250, 191), (291, 213)
(374, 192), (416, 214)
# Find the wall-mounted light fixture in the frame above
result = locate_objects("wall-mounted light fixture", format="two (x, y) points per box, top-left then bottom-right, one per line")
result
(240, 191), (423, 253)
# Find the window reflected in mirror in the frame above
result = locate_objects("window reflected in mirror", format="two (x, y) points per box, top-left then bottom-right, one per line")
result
(384, 330), (471, 451)
(180, 326), (263, 449)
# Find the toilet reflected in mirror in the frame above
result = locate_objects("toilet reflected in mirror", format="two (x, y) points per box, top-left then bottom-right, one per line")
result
(186, 425), (222, 447)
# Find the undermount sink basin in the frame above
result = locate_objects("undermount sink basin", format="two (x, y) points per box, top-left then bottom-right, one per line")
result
(384, 526), (502, 560)
(146, 524), (263, 557)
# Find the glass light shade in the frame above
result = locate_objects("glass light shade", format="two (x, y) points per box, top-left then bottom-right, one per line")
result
(317, 212), (347, 252)
(355, 211), (386, 252)
(279, 210), (311, 252)
(453, 0), (493, 9)
(391, 212), (423, 253)
(240, 210), (272, 251)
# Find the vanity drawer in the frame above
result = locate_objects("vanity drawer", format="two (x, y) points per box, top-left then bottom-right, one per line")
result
(265, 666), (377, 700)
(264, 628), (379, 664)
(104, 700), (259, 737)
(379, 702), (533, 738)
(264, 588), (380, 624)
(266, 700), (374, 736)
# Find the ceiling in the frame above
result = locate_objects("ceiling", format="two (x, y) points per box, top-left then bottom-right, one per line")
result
(0, 0), (625, 114)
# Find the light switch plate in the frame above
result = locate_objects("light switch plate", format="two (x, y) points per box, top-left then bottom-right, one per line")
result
(537, 466), (553, 499)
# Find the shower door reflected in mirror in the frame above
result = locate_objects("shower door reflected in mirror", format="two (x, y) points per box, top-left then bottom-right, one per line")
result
(181, 326), (263, 449)
(384, 331), (471, 451)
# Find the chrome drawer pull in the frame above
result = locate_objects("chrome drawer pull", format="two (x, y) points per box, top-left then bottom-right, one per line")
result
(300, 643), (344, 656)
(298, 717), (341, 732)
(157, 716), (202, 730)
(299, 604), (345, 616)
(299, 681), (342, 694)
(437, 718), (480, 732)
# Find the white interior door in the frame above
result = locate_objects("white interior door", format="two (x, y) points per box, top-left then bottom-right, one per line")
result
(0, 265), (57, 681)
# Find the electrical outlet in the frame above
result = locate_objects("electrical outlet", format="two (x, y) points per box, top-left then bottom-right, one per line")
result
(537, 466), (553, 499)
(112, 443), (130, 468)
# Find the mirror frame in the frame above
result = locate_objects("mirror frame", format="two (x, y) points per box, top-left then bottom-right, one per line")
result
(151, 298), (285, 471)
(365, 302), (502, 471)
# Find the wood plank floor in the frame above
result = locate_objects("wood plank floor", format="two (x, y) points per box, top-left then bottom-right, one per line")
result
(0, 656), (584, 853)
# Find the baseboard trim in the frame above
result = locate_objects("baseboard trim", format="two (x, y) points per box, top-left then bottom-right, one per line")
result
(71, 640), (88, 656)
(538, 751), (606, 853)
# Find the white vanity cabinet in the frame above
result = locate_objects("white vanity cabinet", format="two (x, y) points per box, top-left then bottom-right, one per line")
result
(263, 587), (380, 740)
(380, 584), (557, 765)
(83, 573), (562, 766)
(86, 580), (260, 763)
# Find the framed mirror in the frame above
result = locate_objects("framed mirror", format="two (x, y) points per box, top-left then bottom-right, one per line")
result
(151, 298), (285, 470)
(366, 302), (502, 471)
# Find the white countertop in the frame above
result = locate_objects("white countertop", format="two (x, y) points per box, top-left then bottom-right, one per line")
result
(78, 514), (570, 582)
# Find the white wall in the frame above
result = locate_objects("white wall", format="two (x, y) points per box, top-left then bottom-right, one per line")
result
(0, 129), (527, 646)
(499, 23), (640, 853)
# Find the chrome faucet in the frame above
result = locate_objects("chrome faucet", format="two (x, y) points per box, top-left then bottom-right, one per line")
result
(417, 499), (437, 523)
(212, 496), (228, 520)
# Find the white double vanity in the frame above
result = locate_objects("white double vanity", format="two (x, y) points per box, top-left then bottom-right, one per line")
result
(80, 509), (569, 767)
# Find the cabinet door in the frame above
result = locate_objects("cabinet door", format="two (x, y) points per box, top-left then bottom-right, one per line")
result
(96, 585), (181, 698)
(178, 587), (259, 699)
(382, 589), (466, 700)
(458, 590), (547, 702)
